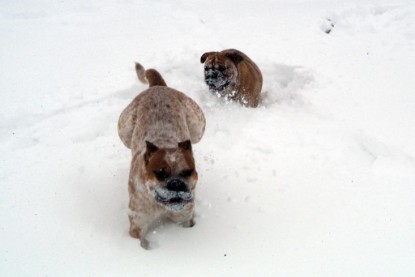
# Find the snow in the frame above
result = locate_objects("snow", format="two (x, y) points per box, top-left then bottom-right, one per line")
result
(1, 0), (415, 276)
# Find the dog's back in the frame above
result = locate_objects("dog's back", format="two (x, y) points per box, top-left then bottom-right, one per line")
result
(118, 64), (206, 151)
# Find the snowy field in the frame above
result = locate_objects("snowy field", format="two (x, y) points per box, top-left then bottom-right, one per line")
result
(1, 0), (415, 276)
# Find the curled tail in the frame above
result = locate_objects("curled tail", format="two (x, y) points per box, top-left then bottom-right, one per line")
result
(135, 63), (167, 87)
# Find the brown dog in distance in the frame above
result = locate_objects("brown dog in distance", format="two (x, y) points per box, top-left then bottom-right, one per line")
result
(201, 49), (263, 107)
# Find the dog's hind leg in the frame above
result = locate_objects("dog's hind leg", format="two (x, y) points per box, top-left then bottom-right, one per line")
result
(118, 103), (139, 149)
(182, 97), (206, 144)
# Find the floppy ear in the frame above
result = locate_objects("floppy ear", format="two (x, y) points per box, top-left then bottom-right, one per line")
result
(144, 141), (159, 164)
(178, 140), (192, 151)
(200, 52), (214, 63)
(225, 51), (244, 65)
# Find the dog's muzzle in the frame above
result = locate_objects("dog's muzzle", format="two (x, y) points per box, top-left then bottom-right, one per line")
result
(205, 69), (230, 92)
(155, 179), (193, 212)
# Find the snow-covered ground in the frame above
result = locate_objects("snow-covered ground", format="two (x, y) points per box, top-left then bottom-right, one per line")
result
(1, 0), (415, 276)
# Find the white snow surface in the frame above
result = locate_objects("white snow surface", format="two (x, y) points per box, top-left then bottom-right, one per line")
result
(1, 0), (415, 276)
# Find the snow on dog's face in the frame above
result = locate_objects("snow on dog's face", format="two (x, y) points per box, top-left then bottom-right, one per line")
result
(201, 52), (238, 94)
(143, 140), (197, 212)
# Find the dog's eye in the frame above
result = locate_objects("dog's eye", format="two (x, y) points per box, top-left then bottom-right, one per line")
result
(204, 67), (211, 71)
(217, 65), (226, 72)
(154, 168), (170, 181)
(179, 169), (194, 178)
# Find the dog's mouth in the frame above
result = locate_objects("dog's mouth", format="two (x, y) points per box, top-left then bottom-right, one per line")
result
(154, 188), (193, 212)
(209, 82), (230, 92)
(205, 69), (231, 92)
(206, 78), (231, 92)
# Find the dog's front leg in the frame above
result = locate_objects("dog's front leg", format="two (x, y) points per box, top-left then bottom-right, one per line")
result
(181, 213), (195, 228)
(128, 214), (151, 249)
(182, 218), (195, 228)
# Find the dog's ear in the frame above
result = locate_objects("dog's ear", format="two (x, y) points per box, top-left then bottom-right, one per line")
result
(225, 51), (244, 65)
(178, 140), (192, 151)
(146, 141), (159, 153)
(144, 141), (159, 164)
(200, 52), (214, 63)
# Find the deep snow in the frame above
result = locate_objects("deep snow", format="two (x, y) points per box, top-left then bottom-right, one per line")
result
(1, 0), (415, 276)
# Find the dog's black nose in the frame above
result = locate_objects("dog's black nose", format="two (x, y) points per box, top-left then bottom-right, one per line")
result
(210, 72), (218, 78)
(205, 69), (219, 79)
(166, 179), (188, 192)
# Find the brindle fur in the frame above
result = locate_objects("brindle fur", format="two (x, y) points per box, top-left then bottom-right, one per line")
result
(201, 49), (263, 107)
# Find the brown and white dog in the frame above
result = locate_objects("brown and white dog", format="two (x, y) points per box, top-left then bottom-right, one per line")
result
(200, 49), (263, 107)
(118, 63), (206, 249)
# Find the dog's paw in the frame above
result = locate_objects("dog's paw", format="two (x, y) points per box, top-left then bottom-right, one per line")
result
(129, 227), (140, 239)
(182, 218), (195, 228)
(140, 238), (150, 250)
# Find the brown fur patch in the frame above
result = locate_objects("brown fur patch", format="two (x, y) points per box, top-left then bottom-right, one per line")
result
(145, 149), (171, 179)
(135, 62), (167, 87)
(145, 69), (167, 87)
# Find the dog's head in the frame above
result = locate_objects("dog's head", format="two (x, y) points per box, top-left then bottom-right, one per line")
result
(142, 140), (198, 212)
(200, 51), (243, 93)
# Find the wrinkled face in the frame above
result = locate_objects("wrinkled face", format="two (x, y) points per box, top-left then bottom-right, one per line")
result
(203, 54), (237, 93)
(144, 141), (198, 212)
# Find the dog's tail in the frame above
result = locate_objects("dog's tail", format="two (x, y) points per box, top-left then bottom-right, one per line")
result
(135, 63), (167, 87)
